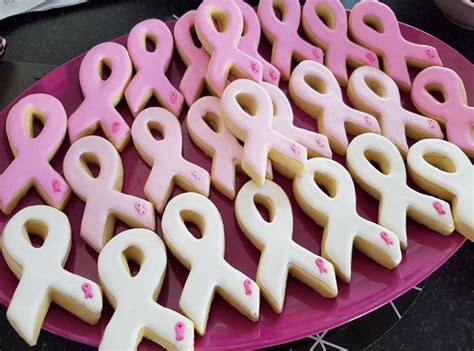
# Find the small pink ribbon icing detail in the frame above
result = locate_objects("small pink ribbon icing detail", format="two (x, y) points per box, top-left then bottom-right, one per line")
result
(175, 321), (185, 341)
(380, 231), (394, 246)
(81, 282), (94, 299)
(52, 179), (62, 193)
(315, 258), (328, 274)
(135, 203), (146, 215)
(112, 122), (121, 133)
(243, 279), (253, 296)
(432, 201), (446, 215)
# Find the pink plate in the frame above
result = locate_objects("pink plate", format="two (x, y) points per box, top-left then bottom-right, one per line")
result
(0, 17), (471, 350)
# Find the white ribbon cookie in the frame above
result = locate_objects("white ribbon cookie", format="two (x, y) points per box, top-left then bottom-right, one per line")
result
(235, 179), (337, 313)
(293, 158), (402, 282)
(162, 192), (260, 335)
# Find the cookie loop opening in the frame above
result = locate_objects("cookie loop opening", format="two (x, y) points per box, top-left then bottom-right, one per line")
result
(144, 32), (158, 53)
(236, 92), (258, 116)
(362, 14), (385, 34)
(99, 58), (112, 81)
(313, 172), (337, 198)
(23, 219), (47, 248)
(79, 152), (101, 179)
(253, 194), (275, 223)
(315, 4), (336, 29)
(304, 74), (327, 94)
(121, 245), (144, 277)
(146, 120), (165, 141)
(180, 209), (206, 239)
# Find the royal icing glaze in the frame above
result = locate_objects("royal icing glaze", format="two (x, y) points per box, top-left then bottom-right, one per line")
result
(63, 136), (156, 252)
(131, 107), (210, 213)
(289, 60), (380, 155)
(174, 10), (211, 107)
(194, 0), (263, 96)
(186, 96), (272, 199)
(2, 206), (102, 346)
(411, 66), (474, 157)
(257, 0), (324, 81)
(262, 82), (332, 158)
(235, 179), (338, 313)
(221, 79), (307, 184)
(346, 133), (455, 249)
(161, 193), (260, 335)
(347, 66), (443, 156)
(301, 0), (379, 85)
(0, 94), (70, 215)
(293, 157), (402, 282)
(125, 19), (184, 117)
(349, 0), (442, 91)
(407, 139), (474, 241)
(98, 228), (194, 350)
(68, 42), (132, 151)
(235, 0), (281, 85)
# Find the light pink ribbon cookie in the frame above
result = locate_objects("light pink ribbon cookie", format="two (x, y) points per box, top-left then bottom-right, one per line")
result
(349, 0), (442, 91)
(131, 107), (210, 213)
(68, 42), (132, 151)
(347, 66), (443, 156)
(221, 79), (307, 185)
(0, 94), (71, 215)
(289, 60), (380, 155)
(411, 66), (474, 157)
(257, 0), (324, 81)
(195, 0), (263, 96)
(302, 0), (379, 86)
(126, 19), (184, 117)
(63, 136), (156, 252)
(174, 10), (211, 107)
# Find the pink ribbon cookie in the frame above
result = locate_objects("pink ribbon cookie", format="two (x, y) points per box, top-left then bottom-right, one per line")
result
(411, 66), (474, 157)
(347, 66), (443, 156)
(235, 0), (281, 85)
(262, 82), (332, 158)
(126, 19), (184, 117)
(302, 0), (379, 86)
(174, 10), (211, 107)
(289, 60), (380, 155)
(68, 42), (132, 151)
(186, 96), (272, 200)
(257, 0), (324, 81)
(349, 0), (442, 91)
(0, 94), (71, 215)
(131, 107), (210, 213)
(221, 79), (307, 185)
(63, 136), (156, 252)
(195, 0), (263, 96)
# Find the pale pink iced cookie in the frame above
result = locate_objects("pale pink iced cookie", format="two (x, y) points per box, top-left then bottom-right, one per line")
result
(63, 136), (156, 252)
(347, 66), (443, 156)
(302, 0), (379, 86)
(186, 96), (272, 200)
(262, 82), (332, 159)
(174, 10), (211, 107)
(0, 94), (71, 215)
(221, 79), (307, 185)
(346, 133), (455, 249)
(68, 42), (132, 151)
(162, 192), (260, 335)
(195, 0), (263, 96)
(132, 107), (210, 213)
(289, 60), (380, 155)
(2, 206), (102, 346)
(235, 179), (337, 313)
(411, 66), (474, 157)
(235, 0), (281, 85)
(126, 19), (184, 117)
(257, 0), (324, 81)
(349, 0), (442, 91)
(98, 228), (194, 351)
(407, 139), (474, 241)
(293, 157), (402, 282)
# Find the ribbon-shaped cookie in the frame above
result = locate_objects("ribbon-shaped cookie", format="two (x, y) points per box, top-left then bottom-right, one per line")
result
(63, 136), (156, 252)
(162, 193), (260, 335)
(2, 206), (102, 346)
(289, 60), (380, 155)
(98, 228), (194, 350)
(235, 179), (337, 313)
(411, 66), (474, 157)
(293, 157), (402, 282)
(68, 42), (132, 151)
(346, 133), (455, 249)
(126, 19), (184, 117)
(0, 94), (71, 215)
(407, 139), (474, 241)
(131, 107), (210, 213)
(348, 66), (443, 156)
(221, 79), (307, 184)
(302, 0), (379, 85)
